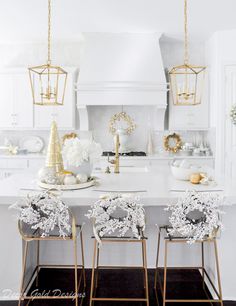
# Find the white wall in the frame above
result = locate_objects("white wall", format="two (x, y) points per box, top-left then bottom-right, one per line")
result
(206, 30), (236, 179)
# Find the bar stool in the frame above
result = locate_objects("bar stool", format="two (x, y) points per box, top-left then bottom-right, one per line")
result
(18, 210), (86, 306)
(89, 230), (149, 306)
(154, 225), (223, 306)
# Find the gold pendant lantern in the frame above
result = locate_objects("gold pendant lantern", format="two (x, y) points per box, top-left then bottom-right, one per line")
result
(169, 0), (206, 106)
(29, 0), (67, 106)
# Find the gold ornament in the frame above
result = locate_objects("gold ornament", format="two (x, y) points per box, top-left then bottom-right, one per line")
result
(190, 173), (201, 184)
(164, 133), (182, 153)
(45, 121), (64, 173)
(109, 112), (136, 136)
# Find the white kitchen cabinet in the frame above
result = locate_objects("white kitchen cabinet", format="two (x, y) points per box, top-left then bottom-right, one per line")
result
(13, 73), (34, 128)
(0, 70), (33, 129)
(0, 73), (13, 128)
(0, 156), (45, 178)
(168, 76), (209, 130)
(0, 68), (77, 130)
(224, 65), (236, 180)
(34, 69), (77, 129)
(168, 104), (209, 130)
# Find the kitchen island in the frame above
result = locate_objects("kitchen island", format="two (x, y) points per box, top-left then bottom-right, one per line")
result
(0, 171), (235, 300)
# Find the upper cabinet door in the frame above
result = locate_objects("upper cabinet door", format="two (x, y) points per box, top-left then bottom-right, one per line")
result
(0, 73), (14, 128)
(168, 103), (209, 130)
(13, 73), (34, 129)
(225, 65), (236, 180)
(34, 70), (76, 129)
(168, 75), (209, 130)
(0, 71), (33, 129)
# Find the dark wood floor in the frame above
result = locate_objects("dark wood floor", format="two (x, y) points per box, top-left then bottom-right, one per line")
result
(1, 268), (235, 306)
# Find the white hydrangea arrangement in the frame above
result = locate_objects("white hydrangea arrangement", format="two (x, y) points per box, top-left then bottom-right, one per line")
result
(230, 105), (236, 125)
(165, 191), (224, 244)
(10, 191), (71, 238)
(62, 138), (102, 167)
(86, 194), (146, 244)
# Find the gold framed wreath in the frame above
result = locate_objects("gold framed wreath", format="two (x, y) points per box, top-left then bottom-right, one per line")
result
(164, 133), (182, 153)
(109, 112), (136, 136)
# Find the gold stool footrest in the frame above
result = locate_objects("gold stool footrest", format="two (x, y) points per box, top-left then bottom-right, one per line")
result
(18, 222), (86, 306)
(154, 226), (223, 306)
(89, 237), (149, 306)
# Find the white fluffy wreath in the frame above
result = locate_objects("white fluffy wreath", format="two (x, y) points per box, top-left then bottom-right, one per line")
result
(230, 105), (236, 125)
(165, 191), (224, 244)
(86, 194), (146, 243)
(11, 191), (71, 238)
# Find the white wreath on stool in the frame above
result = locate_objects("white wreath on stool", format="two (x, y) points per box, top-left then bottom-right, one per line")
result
(86, 194), (146, 244)
(165, 191), (224, 244)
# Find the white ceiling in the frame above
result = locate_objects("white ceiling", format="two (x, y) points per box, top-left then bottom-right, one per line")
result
(0, 0), (236, 43)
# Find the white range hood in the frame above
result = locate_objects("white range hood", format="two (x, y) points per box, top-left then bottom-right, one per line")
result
(76, 33), (168, 130)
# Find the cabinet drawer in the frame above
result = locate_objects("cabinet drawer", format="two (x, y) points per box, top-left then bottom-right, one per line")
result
(28, 159), (44, 171)
(0, 159), (28, 169)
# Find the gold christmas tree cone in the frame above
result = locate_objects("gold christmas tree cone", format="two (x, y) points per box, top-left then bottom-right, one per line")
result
(46, 121), (64, 173)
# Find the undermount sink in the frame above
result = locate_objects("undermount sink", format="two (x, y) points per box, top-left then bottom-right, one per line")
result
(112, 166), (149, 173)
(92, 167), (151, 193)
(94, 166), (149, 173)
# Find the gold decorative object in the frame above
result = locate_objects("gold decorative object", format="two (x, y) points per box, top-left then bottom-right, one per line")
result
(29, 0), (67, 106)
(164, 133), (182, 153)
(105, 166), (111, 174)
(109, 112), (136, 135)
(45, 121), (64, 173)
(169, 0), (206, 106)
(108, 134), (120, 174)
(62, 132), (78, 144)
(190, 173), (201, 184)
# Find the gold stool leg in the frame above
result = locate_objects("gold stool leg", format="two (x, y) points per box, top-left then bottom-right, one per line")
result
(142, 239), (146, 289)
(90, 239), (97, 306)
(80, 230), (86, 290)
(201, 241), (205, 289)
(213, 239), (223, 306)
(36, 240), (40, 288)
(154, 228), (161, 289)
(74, 235), (78, 306)
(163, 240), (168, 306)
(95, 245), (100, 289)
(142, 239), (149, 306)
(18, 241), (29, 306)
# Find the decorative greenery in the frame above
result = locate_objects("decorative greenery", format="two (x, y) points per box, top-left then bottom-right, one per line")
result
(11, 191), (71, 238)
(86, 194), (145, 243)
(109, 112), (136, 136)
(230, 104), (236, 125)
(164, 133), (182, 153)
(165, 191), (224, 244)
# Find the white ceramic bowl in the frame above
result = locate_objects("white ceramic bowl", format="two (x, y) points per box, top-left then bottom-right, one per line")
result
(171, 165), (194, 181)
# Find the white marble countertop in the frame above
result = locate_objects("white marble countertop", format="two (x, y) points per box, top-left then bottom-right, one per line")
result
(0, 170), (232, 206)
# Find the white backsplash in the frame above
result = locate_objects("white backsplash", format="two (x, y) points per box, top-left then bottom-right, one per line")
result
(0, 124), (215, 156)
(88, 105), (159, 152)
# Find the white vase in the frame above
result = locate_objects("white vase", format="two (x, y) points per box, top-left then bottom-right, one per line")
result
(67, 161), (93, 177)
(114, 128), (130, 153)
(147, 130), (154, 155)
